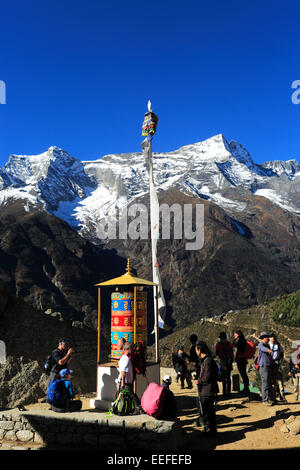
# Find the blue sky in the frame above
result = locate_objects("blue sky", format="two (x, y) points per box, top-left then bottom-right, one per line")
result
(0, 0), (299, 166)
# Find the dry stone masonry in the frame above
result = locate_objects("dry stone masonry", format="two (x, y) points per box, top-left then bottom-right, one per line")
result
(0, 409), (181, 450)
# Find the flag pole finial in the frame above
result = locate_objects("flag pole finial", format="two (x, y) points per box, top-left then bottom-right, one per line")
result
(126, 258), (132, 275)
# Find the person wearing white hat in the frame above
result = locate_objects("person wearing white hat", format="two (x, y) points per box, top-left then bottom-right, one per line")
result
(162, 375), (172, 385)
(159, 375), (177, 420)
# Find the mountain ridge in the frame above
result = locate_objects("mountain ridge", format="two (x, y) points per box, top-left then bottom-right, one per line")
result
(0, 134), (299, 245)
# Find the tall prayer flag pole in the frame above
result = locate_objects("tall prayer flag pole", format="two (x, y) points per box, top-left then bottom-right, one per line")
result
(141, 101), (166, 346)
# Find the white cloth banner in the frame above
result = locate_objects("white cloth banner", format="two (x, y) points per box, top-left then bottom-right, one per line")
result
(142, 137), (166, 329)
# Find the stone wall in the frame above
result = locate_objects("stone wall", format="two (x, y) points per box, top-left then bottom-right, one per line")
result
(0, 410), (181, 450)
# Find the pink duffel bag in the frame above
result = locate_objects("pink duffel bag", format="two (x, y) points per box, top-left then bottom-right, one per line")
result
(141, 382), (166, 418)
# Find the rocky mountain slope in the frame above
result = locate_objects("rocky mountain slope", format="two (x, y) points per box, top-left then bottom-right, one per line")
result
(0, 134), (298, 332)
(107, 189), (300, 331)
(148, 289), (300, 369)
(0, 280), (110, 408)
(0, 204), (126, 329)
(0, 134), (299, 242)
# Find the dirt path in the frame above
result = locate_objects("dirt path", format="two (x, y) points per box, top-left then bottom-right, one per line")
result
(172, 381), (300, 450)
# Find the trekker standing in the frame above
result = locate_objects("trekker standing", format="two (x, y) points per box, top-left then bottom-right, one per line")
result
(118, 342), (134, 392)
(116, 337), (125, 352)
(215, 332), (234, 397)
(47, 368), (82, 413)
(195, 341), (218, 436)
(49, 338), (75, 381)
(189, 334), (199, 366)
(233, 330), (250, 396)
(258, 332), (276, 406)
(172, 345), (193, 389)
(288, 343), (300, 401)
(269, 333), (286, 403)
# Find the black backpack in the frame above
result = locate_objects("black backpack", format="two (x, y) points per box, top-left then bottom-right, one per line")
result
(44, 353), (53, 375)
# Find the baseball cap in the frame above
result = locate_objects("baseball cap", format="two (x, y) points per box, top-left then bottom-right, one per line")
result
(259, 332), (269, 339)
(59, 368), (73, 377)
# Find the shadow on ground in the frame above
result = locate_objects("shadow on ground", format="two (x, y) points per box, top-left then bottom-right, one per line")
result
(174, 389), (300, 450)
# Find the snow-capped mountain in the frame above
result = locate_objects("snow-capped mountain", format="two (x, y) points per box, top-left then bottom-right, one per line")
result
(0, 134), (299, 239)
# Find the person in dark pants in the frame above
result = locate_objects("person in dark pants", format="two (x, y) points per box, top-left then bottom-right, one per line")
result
(269, 333), (286, 402)
(288, 343), (300, 401)
(215, 332), (234, 397)
(194, 341), (218, 436)
(49, 338), (75, 381)
(172, 345), (192, 389)
(189, 334), (198, 366)
(233, 330), (250, 395)
(258, 332), (276, 406)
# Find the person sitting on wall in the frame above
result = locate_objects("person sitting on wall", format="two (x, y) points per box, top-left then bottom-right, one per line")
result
(47, 369), (82, 413)
(159, 375), (177, 420)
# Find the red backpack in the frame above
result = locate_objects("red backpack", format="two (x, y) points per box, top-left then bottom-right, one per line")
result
(131, 341), (147, 376)
(243, 341), (256, 359)
(141, 382), (166, 418)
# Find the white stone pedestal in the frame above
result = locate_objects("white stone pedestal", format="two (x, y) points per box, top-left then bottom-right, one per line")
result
(90, 361), (160, 411)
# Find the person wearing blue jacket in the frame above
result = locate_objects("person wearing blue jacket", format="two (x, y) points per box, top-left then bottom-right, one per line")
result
(258, 332), (276, 406)
(48, 369), (82, 413)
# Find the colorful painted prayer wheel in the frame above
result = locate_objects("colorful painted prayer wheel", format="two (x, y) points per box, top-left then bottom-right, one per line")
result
(111, 291), (147, 359)
(142, 111), (159, 137)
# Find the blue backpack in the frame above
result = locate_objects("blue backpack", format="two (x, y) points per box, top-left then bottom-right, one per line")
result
(46, 379), (68, 408)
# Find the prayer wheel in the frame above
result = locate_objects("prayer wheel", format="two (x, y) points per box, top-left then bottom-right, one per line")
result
(142, 110), (159, 137)
(111, 290), (147, 359)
